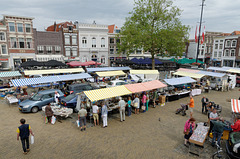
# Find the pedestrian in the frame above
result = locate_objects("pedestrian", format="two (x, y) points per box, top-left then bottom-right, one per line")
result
(118, 97), (126, 122)
(201, 96), (209, 114)
(231, 116), (240, 132)
(78, 105), (87, 131)
(54, 91), (60, 104)
(209, 109), (220, 135)
(187, 96), (194, 118)
(153, 89), (158, 108)
(101, 102), (108, 128)
(211, 118), (227, 147)
(17, 118), (34, 154)
(127, 96), (132, 116)
(45, 103), (53, 123)
(133, 94), (140, 114)
(92, 102), (99, 126)
(183, 118), (196, 147)
(142, 92), (147, 112)
(146, 92), (149, 111)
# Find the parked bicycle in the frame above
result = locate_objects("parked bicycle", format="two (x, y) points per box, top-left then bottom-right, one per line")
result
(212, 141), (223, 159)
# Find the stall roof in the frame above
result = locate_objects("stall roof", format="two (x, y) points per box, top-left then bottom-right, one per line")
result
(173, 71), (205, 79)
(207, 67), (229, 72)
(24, 68), (84, 75)
(87, 67), (130, 73)
(177, 68), (200, 73)
(125, 80), (166, 93)
(96, 70), (126, 77)
(11, 73), (91, 87)
(164, 77), (196, 86)
(84, 85), (132, 102)
(0, 71), (22, 78)
(227, 69), (240, 74)
(198, 71), (226, 78)
(130, 70), (159, 75)
(231, 99), (240, 113)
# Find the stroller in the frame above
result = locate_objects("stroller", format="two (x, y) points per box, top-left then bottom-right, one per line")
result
(175, 103), (188, 116)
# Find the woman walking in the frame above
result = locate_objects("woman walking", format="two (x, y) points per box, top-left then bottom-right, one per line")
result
(142, 92), (146, 113)
(101, 102), (108, 128)
(146, 92), (149, 111)
(133, 95), (140, 114)
(45, 103), (53, 123)
(183, 118), (196, 147)
(127, 96), (132, 116)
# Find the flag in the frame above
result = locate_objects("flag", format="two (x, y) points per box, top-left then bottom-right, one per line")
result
(201, 26), (205, 44)
(195, 25), (198, 43)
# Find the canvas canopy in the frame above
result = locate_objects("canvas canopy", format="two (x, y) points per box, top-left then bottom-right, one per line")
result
(96, 70), (126, 77)
(24, 68), (84, 75)
(87, 67), (130, 73)
(130, 70), (159, 75)
(0, 71), (21, 78)
(173, 71), (205, 79)
(227, 69), (240, 74)
(164, 77), (196, 86)
(231, 99), (240, 113)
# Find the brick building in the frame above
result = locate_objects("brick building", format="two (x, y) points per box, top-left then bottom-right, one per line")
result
(0, 22), (8, 70)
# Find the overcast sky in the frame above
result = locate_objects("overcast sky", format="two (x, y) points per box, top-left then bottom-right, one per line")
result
(1, 0), (240, 39)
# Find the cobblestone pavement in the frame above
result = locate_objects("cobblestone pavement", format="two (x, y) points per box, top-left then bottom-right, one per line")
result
(0, 88), (237, 159)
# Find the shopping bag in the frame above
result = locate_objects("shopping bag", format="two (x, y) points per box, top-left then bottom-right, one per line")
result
(51, 116), (56, 125)
(45, 116), (48, 124)
(142, 106), (146, 110)
(76, 120), (80, 127)
(133, 103), (138, 108)
(30, 135), (34, 144)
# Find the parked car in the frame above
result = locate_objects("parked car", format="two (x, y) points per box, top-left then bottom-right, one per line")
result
(107, 80), (128, 88)
(226, 132), (240, 159)
(18, 89), (64, 113)
(67, 83), (96, 94)
(174, 83), (192, 90)
(60, 94), (78, 109)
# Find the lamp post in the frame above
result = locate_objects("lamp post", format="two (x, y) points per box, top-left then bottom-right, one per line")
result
(196, 0), (205, 63)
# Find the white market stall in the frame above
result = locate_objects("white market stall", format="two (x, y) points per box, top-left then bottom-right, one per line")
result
(130, 70), (159, 80)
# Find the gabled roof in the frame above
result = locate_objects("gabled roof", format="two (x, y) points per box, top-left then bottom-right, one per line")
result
(46, 21), (75, 32)
(231, 31), (240, 35)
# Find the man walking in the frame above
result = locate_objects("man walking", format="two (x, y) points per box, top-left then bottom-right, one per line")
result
(118, 97), (126, 122)
(92, 102), (99, 126)
(17, 118), (34, 154)
(188, 96), (194, 118)
(78, 105), (87, 131)
(201, 96), (209, 114)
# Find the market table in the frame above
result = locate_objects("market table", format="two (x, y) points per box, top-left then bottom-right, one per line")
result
(191, 89), (201, 96)
(189, 123), (209, 156)
(5, 95), (19, 105)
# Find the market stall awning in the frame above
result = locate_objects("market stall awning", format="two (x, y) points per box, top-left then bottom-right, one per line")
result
(83, 85), (132, 102)
(173, 71), (205, 79)
(124, 83), (148, 93)
(231, 99), (240, 113)
(130, 70), (159, 75)
(198, 71), (226, 78)
(164, 77), (196, 86)
(96, 70), (126, 77)
(24, 68), (84, 75)
(0, 71), (22, 78)
(177, 68), (200, 73)
(57, 73), (91, 81)
(227, 69), (240, 74)
(87, 67), (130, 73)
(207, 67), (229, 72)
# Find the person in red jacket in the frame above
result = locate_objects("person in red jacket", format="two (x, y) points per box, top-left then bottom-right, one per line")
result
(231, 117), (240, 132)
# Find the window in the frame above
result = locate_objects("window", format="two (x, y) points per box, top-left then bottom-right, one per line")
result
(0, 32), (5, 41)
(72, 47), (78, 57)
(17, 23), (23, 32)
(215, 40), (219, 43)
(65, 35), (70, 45)
(232, 40), (237, 47)
(136, 49), (142, 54)
(37, 46), (44, 53)
(201, 45), (204, 49)
(101, 56), (105, 64)
(1, 45), (7, 55)
(25, 24), (31, 33)
(26, 38), (32, 48)
(215, 44), (218, 49)
(218, 51), (222, 57)
(82, 37), (87, 47)
(46, 46), (52, 53)
(231, 50), (235, 56)
(220, 40), (224, 43)
(226, 40), (231, 47)
(116, 38), (120, 44)
(110, 46), (114, 54)
(55, 46), (61, 53)
(18, 38), (25, 48)
(110, 38), (114, 43)
(9, 22), (15, 32)
(201, 50), (204, 55)
(214, 51), (217, 57)
(225, 49), (229, 56)
(92, 37), (96, 48)
(72, 35), (77, 45)
(65, 47), (71, 56)
(219, 44), (223, 49)
(115, 29), (120, 33)
(101, 38), (105, 47)
(68, 26), (73, 32)
(82, 56), (87, 62)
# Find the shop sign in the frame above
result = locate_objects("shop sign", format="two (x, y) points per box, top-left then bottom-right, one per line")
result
(0, 58), (8, 61)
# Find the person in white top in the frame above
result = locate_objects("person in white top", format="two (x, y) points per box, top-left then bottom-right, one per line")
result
(54, 91), (60, 104)
(118, 97), (126, 122)
(92, 102), (99, 126)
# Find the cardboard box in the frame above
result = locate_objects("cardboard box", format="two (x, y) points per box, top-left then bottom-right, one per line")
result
(159, 95), (166, 104)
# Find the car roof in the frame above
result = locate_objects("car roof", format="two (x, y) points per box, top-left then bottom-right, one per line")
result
(69, 83), (90, 87)
(38, 89), (61, 94)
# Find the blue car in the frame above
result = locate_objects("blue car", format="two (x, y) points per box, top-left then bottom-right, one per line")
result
(60, 94), (78, 109)
(18, 89), (64, 113)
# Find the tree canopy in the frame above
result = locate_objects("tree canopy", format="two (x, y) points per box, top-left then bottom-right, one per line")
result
(118, 0), (189, 69)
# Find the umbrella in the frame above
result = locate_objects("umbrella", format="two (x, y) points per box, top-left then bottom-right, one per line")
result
(44, 60), (66, 67)
(80, 61), (101, 66)
(21, 60), (44, 67)
(67, 61), (82, 67)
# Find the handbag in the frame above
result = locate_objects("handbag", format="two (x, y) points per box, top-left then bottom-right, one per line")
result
(142, 105), (146, 110)
(45, 116), (48, 124)
(133, 103), (138, 108)
(183, 129), (190, 135)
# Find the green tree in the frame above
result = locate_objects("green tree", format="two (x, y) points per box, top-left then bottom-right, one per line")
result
(118, 0), (189, 69)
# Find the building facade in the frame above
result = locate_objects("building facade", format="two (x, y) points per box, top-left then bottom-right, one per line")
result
(33, 29), (64, 62)
(212, 36), (225, 66)
(0, 22), (9, 70)
(78, 22), (108, 66)
(46, 21), (79, 62)
(2, 15), (35, 69)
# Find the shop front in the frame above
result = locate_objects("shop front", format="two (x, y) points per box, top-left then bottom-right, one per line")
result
(0, 58), (10, 70)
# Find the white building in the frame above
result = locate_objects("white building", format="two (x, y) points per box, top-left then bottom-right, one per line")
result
(187, 40), (205, 62)
(78, 23), (108, 66)
(212, 36), (225, 66)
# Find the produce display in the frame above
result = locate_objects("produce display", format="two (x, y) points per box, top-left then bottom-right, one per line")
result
(42, 105), (73, 117)
(190, 124), (209, 144)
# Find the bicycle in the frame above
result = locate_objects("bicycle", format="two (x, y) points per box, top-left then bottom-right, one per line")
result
(212, 141), (223, 159)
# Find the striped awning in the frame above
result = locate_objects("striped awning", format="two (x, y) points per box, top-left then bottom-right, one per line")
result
(164, 77), (196, 85)
(130, 70), (159, 75)
(0, 71), (21, 78)
(96, 70), (126, 77)
(24, 68), (84, 75)
(84, 85), (132, 102)
(173, 71), (205, 79)
(231, 99), (240, 113)
(87, 67), (131, 72)
(58, 73), (91, 81)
